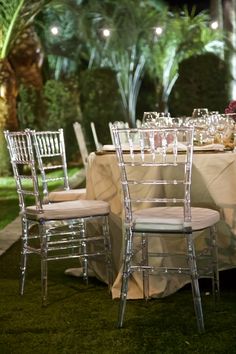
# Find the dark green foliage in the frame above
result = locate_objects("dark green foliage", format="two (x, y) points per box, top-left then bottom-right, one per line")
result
(80, 67), (126, 149)
(1, 240), (236, 353)
(43, 80), (74, 129)
(17, 85), (45, 130)
(0, 130), (9, 176)
(169, 53), (231, 117)
(17, 80), (80, 162)
(137, 74), (158, 120)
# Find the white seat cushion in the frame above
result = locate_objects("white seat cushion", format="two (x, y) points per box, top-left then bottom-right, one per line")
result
(25, 200), (109, 220)
(48, 188), (86, 202)
(132, 206), (220, 232)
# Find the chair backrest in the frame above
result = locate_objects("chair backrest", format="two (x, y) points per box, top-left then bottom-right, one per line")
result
(31, 129), (69, 199)
(73, 122), (89, 167)
(111, 125), (194, 225)
(109, 121), (129, 145)
(4, 130), (43, 213)
(90, 121), (103, 151)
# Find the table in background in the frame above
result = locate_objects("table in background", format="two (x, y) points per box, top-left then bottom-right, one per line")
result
(86, 151), (236, 299)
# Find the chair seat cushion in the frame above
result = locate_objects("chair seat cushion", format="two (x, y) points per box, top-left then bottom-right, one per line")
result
(48, 188), (87, 202)
(132, 206), (220, 232)
(25, 200), (109, 220)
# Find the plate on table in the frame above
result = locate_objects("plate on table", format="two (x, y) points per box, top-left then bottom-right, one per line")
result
(101, 145), (116, 151)
(167, 143), (227, 153)
(193, 144), (225, 152)
(95, 145), (116, 155)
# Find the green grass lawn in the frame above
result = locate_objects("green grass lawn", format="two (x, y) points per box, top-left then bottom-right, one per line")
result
(1, 240), (236, 353)
(0, 176), (21, 229)
(1, 169), (236, 353)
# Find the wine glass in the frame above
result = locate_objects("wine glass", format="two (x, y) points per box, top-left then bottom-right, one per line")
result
(194, 117), (208, 145)
(208, 114), (233, 145)
(142, 112), (158, 127)
(155, 112), (171, 126)
(192, 108), (208, 118)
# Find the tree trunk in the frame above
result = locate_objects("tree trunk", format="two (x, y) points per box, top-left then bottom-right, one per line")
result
(0, 95), (9, 175)
(0, 59), (19, 175)
(0, 59), (18, 131)
(222, 0), (236, 99)
(156, 84), (169, 113)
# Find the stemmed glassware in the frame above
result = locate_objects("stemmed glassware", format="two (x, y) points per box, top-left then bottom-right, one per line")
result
(192, 108), (208, 118)
(206, 113), (235, 146)
(186, 111), (233, 146)
(142, 112), (158, 126)
(186, 115), (208, 145)
(142, 112), (171, 127)
(141, 109), (236, 148)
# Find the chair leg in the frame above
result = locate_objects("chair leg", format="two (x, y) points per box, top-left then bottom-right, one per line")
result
(41, 256), (48, 306)
(118, 228), (132, 328)
(40, 223), (48, 306)
(210, 226), (220, 302)
(20, 217), (28, 295)
(80, 219), (89, 285)
(187, 233), (205, 333)
(141, 233), (149, 300)
(103, 215), (113, 291)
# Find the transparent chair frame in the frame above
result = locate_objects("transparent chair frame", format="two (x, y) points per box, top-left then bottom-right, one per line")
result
(31, 128), (86, 202)
(90, 122), (103, 151)
(4, 130), (113, 305)
(111, 125), (220, 333)
(73, 122), (89, 169)
(32, 129), (69, 197)
(109, 121), (129, 146)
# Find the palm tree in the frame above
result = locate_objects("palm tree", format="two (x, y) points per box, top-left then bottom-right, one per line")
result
(64, 1), (224, 123)
(0, 0), (51, 174)
(76, 0), (166, 126)
(220, 0), (236, 99)
(25, 0), (225, 129)
(143, 7), (224, 112)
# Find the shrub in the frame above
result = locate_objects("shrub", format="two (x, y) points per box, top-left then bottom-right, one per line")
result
(169, 53), (231, 117)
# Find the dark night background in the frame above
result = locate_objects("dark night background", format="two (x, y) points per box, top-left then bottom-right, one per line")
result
(167, 0), (211, 12)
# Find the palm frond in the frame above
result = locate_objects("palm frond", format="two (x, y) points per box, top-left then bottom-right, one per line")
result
(0, 0), (52, 58)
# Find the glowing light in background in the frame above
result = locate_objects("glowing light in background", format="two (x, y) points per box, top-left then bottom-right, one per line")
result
(102, 29), (111, 37)
(155, 27), (163, 35)
(210, 21), (218, 30)
(50, 26), (59, 35)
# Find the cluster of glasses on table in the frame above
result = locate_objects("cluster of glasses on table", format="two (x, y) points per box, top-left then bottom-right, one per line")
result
(142, 109), (236, 151)
(142, 111), (183, 128)
(187, 108), (235, 149)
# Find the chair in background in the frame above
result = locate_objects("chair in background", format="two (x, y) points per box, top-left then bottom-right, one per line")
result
(90, 121), (103, 151)
(4, 130), (113, 304)
(111, 125), (220, 333)
(31, 128), (86, 203)
(73, 122), (89, 169)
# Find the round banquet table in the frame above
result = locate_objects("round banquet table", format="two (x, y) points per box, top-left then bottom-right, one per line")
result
(84, 150), (236, 299)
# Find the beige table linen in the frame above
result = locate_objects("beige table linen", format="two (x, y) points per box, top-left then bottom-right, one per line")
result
(86, 151), (236, 299)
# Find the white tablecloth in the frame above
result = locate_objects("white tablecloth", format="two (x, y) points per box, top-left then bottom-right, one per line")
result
(86, 151), (236, 299)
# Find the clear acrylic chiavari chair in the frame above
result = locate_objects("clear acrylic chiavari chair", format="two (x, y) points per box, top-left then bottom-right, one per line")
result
(4, 130), (113, 305)
(109, 121), (129, 146)
(90, 121), (103, 151)
(73, 122), (89, 169)
(111, 125), (220, 333)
